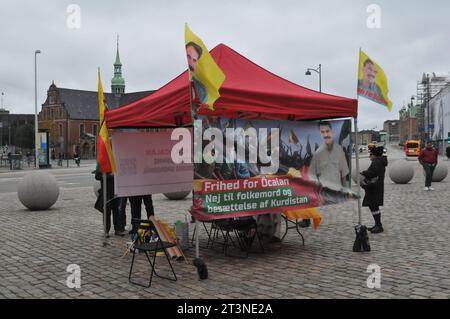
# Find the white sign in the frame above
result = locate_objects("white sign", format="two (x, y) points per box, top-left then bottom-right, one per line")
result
(111, 130), (193, 196)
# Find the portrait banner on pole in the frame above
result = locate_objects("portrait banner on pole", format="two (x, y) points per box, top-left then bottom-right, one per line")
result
(357, 49), (392, 111)
(191, 117), (356, 221)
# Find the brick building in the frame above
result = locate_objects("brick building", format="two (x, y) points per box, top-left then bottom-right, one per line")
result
(383, 120), (400, 142)
(350, 130), (380, 145)
(399, 105), (419, 143)
(38, 42), (153, 159)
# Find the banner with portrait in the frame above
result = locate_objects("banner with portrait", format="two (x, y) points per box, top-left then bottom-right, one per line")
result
(184, 24), (225, 112)
(191, 116), (356, 221)
(357, 50), (393, 111)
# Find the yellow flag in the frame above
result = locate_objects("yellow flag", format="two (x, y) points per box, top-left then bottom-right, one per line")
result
(97, 68), (116, 173)
(185, 24), (225, 110)
(357, 50), (393, 111)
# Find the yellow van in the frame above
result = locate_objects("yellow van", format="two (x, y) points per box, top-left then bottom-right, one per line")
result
(405, 140), (421, 157)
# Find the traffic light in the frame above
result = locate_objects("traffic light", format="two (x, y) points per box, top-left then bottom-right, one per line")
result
(448, 132), (450, 144)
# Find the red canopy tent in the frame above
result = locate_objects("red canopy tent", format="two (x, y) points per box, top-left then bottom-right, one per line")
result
(106, 44), (357, 128)
(106, 44), (361, 257)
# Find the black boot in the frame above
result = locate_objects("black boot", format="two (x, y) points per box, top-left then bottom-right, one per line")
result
(370, 213), (383, 233)
(370, 224), (384, 233)
(368, 211), (380, 231)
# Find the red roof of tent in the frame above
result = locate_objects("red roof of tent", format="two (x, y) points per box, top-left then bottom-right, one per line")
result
(106, 44), (357, 128)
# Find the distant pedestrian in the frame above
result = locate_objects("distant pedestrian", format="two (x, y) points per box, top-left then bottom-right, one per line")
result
(73, 152), (81, 167)
(26, 151), (32, 167)
(361, 146), (387, 234)
(419, 141), (438, 191)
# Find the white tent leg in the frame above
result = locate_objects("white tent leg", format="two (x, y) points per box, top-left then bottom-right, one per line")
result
(353, 117), (363, 225)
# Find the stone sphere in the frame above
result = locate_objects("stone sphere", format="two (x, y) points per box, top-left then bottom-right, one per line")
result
(432, 163), (448, 182)
(93, 180), (101, 197)
(388, 160), (414, 184)
(163, 191), (191, 200)
(351, 159), (371, 183)
(18, 171), (60, 210)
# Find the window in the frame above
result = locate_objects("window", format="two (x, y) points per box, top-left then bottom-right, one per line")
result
(79, 124), (85, 139)
(93, 124), (98, 137)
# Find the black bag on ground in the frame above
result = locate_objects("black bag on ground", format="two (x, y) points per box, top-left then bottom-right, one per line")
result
(353, 225), (371, 252)
(193, 258), (208, 280)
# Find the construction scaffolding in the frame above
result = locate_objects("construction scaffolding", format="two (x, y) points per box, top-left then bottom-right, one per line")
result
(416, 72), (450, 142)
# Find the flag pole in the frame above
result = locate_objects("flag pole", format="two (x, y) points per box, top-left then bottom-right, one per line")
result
(352, 48), (370, 252)
(353, 115), (363, 225)
(103, 172), (108, 246)
(189, 77), (200, 260)
(355, 48), (363, 226)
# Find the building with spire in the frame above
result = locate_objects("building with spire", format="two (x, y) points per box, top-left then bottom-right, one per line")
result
(37, 39), (153, 159)
(111, 37), (125, 96)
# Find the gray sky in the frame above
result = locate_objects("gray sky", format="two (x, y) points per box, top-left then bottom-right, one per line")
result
(0, 0), (449, 129)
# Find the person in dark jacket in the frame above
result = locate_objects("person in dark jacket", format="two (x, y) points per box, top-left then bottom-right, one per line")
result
(361, 146), (388, 234)
(418, 141), (438, 191)
(94, 167), (126, 237)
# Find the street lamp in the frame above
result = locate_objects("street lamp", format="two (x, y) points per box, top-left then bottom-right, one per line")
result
(34, 50), (41, 168)
(305, 64), (322, 92)
(410, 95), (415, 140)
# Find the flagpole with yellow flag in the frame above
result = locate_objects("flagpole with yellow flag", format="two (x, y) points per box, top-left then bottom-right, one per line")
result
(355, 49), (392, 229)
(184, 24), (226, 261)
(354, 48), (363, 227)
(351, 48), (370, 252)
(353, 48), (393, 252)
(97, 67), (116, 245)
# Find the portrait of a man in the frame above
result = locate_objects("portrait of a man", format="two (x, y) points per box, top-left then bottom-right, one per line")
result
(358, 58), (385, 104)
(308, 121), (350, 195)
(186, 41), (208, 106)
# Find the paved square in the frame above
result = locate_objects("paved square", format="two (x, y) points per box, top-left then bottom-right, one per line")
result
(1, 156), (450, 299)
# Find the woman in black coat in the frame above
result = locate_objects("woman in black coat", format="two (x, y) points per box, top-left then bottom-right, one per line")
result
(361, 147), (388, 234)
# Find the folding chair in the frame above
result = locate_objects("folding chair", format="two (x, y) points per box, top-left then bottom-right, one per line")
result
(128, 218), (177, 288)
(216, 218), (264, 258)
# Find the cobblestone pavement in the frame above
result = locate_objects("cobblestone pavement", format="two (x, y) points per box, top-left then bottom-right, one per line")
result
(1, 158), (450, 299)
